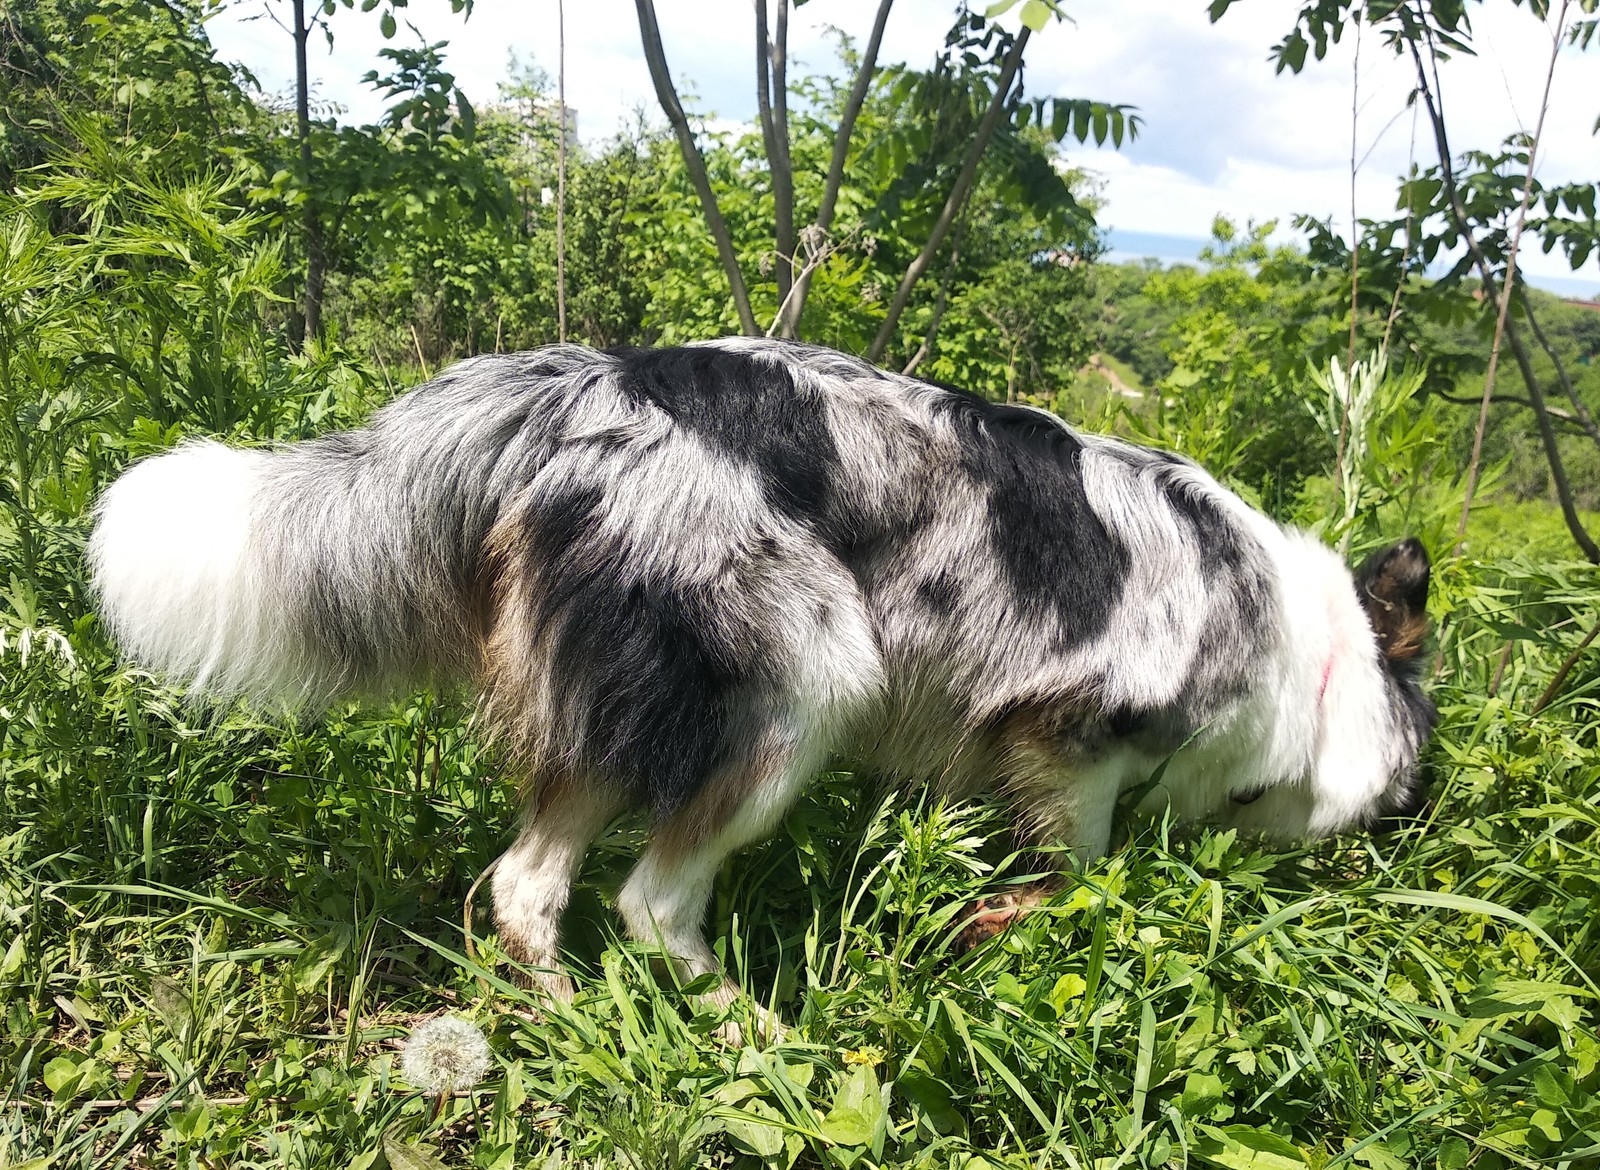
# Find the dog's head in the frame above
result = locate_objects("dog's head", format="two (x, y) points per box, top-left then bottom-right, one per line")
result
(1352, 537), (1438, 827)
(1215, 535), (1437, 842)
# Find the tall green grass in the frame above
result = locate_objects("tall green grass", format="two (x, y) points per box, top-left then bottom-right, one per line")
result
(5, 600), (1597, 1167)
(2, 168), (1598, 1167)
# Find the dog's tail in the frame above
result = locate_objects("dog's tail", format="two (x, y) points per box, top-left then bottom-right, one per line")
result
(90, 437), (473, 706)
(87, 360), (553, 705)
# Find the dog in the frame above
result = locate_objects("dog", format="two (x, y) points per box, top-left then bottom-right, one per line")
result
(88, 338), (1435, 1005)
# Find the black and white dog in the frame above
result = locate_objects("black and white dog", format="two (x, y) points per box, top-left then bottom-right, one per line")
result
(89, 339), (1434, 1003)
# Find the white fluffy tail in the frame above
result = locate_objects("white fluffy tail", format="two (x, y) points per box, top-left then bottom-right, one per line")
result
(88, 441), (310, 703)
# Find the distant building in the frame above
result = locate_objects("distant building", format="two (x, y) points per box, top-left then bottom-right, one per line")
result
(482, 97), (579, 152)
(545, 100), (579, 150)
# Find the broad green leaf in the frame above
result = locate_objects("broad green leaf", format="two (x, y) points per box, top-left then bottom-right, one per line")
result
(899, 1068), (964, 1136)
(1465, 977), (1591, 1018)
(723, 1098), (787, 1158)
(820, 1065), (883, 1148)
(1179, 1071), (1227, 1120)
(0, 933), (25, 980)
(1350, 1138), (1408, 1170)
(1436, 1137), (1470, 1170)
(382, 1131), (450, 1170)
(43, 1055), (83, 1095)
(150, 974), (194, 1039)
(1049, 972), (1087, 1015)
(1531, 1063), (1575, 1109)
(1194, 1124), (1313, 1170)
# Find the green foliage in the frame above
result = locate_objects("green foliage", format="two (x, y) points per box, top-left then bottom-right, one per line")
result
(1213, 0), (1600, 544)
(0, 0), (260, 189)
(5, 3), (1600, 1165)
(1107, 220), (1340, 506)
(1299, 350), (1438, 555)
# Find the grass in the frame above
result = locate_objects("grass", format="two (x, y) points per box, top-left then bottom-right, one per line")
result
(1464, 496), (1600, 565)
(2, 171), (1597, 1161)
(3, 538), (1599, 1167)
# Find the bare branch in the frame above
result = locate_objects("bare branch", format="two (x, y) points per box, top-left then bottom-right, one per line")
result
(557, 0), (568, 343)
(1381, 100), (1420, 350)
(867, 26), (1030, 364)
(778, 0), (895, 339)
(635, 0), (759, 335)
(773, 1), (794, 306)
(755, 3), (777, 197)
(1446, 0), (1562, 555)
(755, 0), (795, 307)
(902, 212), (969, 375)
(1515, 284), (1600, 448)
(766, 224), (853, 337)
(1530, 614), (1600, 715)
(1432, 388), (1589, 433)
(1405, 2), (1597, 563)
(1511, 335), (1599, 562)
(291, 0), (324, 345)
(1346, 8), (1362, 378)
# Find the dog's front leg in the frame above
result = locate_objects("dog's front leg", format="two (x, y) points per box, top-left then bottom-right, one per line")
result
(956, 743), (1132, 952)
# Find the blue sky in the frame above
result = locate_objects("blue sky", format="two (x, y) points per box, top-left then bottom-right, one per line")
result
(209, 0), (1600, 298)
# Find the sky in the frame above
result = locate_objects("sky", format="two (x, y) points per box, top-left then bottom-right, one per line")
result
(208, 0), (1600, 298)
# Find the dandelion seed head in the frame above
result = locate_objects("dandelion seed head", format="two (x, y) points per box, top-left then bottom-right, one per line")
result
(400, 1014), (491, 1094)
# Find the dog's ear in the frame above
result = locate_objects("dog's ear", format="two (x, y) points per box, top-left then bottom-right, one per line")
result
(1356, 538), (1431, 663)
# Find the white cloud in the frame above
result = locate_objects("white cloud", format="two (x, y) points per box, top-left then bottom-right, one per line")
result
(1042, 1), (1599, 285)
(206, 0), (1598, 288)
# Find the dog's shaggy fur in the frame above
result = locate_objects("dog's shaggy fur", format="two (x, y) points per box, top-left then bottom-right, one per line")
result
(89, 339), (1435, 999)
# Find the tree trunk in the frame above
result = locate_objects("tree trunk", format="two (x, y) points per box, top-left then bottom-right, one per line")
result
(771, 0), (793, 307)
(755, 0), (795, 308)
(557, 0), (568, 342)
(635, 0), (759, 335)
(1404, 29), (1597, 563)
(292, 0), (323, 346)
(866, 26), (1029, 364)
(777, 0), (895, 339)
(901, 211), (967, 375)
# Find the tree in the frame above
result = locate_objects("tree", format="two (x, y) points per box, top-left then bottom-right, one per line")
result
(1213, 0), (1600, 561)
(0, 0), (255, 189)
(631, 0), (1137, 358)
(258, 0), (472, 345)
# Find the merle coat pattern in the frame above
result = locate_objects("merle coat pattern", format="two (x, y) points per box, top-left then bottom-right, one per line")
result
(89, 338), (1435, 1003)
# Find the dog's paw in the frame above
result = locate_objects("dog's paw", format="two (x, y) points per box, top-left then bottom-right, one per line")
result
(701, 978), (786, 1046)
(712, 1003), (786, 1047)
(954, 885), (1053, 953)
(500, 960), (576, 1019)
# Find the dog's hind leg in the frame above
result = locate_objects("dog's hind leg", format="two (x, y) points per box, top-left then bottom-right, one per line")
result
(614, 724), (830, 1025)
(491, 777), (626, 1002)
